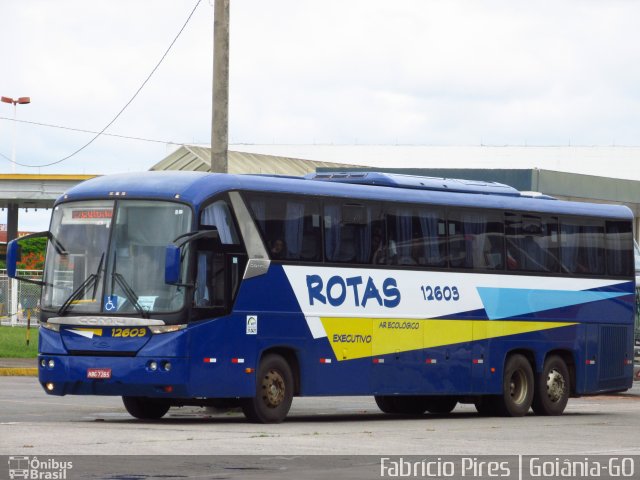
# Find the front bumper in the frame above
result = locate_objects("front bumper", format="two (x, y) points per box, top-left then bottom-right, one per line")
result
(38, 354), (190, 397)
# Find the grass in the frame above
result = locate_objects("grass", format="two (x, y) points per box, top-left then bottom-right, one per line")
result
(0, 325), (39, 358)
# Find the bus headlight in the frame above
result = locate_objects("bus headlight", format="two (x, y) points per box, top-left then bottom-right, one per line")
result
(149, 361), (158, 372)
(162, 361), (172, 372)
(47, 359), (56, 369)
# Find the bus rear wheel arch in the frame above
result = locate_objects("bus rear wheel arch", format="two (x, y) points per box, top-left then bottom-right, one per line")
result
(532, 354), (570, 416)
(241, 353), (293, 423)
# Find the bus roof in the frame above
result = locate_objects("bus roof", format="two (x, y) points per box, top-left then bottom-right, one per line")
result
(61, 171), (633, 220)
(306, 171), (523, 196)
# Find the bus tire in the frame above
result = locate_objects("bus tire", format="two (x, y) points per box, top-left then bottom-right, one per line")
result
(374, 396), (426, 414)
(496, 354), (534, 417)
(122, 396), (170, 420)
(241, 354), (293, 423)
(532, 355), (570, 416)
(394, 397), (427, 414)
(423, 396), (457, 414)
(474, 396), (500, 416)
(374, 395), (397, 414)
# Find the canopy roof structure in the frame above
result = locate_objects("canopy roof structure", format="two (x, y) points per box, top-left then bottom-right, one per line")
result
(150, 145), (359, 175)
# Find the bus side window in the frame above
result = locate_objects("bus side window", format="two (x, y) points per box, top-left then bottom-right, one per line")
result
(506, 214), (560, 273)
(605, 220), (633, 277)
(387, 207), (416, 266)
(194, 251), (225, 308)
(201, 201), (240, 245)
(560, 218), (605, 275)
(246, 194), (321, 262)
(416, 208), (447, 268)
(324, 202), (382, 264)
(449, 210), (503, 270)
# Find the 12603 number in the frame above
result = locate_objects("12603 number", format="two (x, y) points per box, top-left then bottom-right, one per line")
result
(420, 285), (460, 301)
(112, 328), (147, 338)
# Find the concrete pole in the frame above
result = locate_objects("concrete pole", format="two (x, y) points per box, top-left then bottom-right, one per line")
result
(7, 203), (18, 325)
(211, 0), (230, 173)
(7, 203), (18, 244)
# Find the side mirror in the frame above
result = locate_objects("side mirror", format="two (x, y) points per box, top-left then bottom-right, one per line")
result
(164, 244), (182, 285)
(7, 239), (20, 279)
(165, 229), (220, 285)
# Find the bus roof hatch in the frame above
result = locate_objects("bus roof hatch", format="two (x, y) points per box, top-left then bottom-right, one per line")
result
(305, 172), (522, 197)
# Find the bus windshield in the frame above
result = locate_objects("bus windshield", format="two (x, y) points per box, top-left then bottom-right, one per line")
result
(42, 200), (192, 316)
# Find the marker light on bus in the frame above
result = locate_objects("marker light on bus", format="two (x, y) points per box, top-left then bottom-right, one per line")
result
(149, 324), (187, 334)
(40, 322), (60, 332)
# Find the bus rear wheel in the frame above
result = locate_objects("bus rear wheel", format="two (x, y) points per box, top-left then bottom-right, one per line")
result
(496, 354), (534, 417)
(241, 354), (293, 423)
(122, 396), (170, 420)
(532, 355), (570, 416)
(474, 396), (500, 416)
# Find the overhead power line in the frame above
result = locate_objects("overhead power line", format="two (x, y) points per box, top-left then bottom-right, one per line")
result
(2, 0), (202, 169)
(0, 116), (184, 145)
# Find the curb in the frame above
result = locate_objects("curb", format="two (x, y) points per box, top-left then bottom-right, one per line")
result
(0, 367), (38, 376)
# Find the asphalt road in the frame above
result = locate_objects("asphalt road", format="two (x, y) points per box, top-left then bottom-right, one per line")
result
(1, 377), (640, 458)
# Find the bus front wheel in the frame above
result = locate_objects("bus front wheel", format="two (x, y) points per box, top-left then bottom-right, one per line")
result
(241, 354), (293, 423)
(532, 355), (570, 416)
(122, 396), (170, 420)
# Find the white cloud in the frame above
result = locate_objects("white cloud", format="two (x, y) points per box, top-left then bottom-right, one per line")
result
(0, 0), (638, 176)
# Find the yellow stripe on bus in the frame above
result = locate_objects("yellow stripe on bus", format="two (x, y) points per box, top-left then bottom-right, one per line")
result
(321, 318), (577, 361)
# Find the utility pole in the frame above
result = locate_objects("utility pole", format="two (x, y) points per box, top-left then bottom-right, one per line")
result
(211, 0), (230, 173)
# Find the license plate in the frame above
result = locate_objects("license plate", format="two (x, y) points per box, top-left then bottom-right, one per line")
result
(87, 368), (112, 379)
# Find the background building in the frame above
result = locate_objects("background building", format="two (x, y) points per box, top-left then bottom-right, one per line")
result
(153, 145), (640, 240)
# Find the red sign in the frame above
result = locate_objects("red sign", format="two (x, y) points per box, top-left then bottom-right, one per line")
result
(72, 209), (113, 220)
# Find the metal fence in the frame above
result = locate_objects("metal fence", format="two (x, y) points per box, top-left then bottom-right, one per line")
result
(0, 269), (42, 326)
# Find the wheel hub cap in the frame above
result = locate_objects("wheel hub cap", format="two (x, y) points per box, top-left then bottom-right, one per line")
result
(510, 370), (527, 405)
(262, 369), (285, 407)
(546, 369), (566, 403)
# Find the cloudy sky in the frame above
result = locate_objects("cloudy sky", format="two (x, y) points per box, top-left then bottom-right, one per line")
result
(1, 0), (640, 227)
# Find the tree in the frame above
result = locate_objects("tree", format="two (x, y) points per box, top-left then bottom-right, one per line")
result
(16, 237), (47, 270)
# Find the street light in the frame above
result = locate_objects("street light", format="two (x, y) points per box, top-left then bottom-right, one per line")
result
(1, 96), (31, 173)
(1, 96), (31, 106)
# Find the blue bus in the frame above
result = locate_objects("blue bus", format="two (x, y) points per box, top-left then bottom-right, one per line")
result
(9, 171), (635, 423)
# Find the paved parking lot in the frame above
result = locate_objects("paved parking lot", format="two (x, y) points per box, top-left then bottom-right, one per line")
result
(2, 376), (640, 456)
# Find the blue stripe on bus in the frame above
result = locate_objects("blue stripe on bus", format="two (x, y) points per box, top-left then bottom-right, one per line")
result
(477, 287), (630, 320)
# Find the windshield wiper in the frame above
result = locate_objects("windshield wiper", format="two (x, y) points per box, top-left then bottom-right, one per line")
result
(112, 273), (148, 319)
(57, 253), (105, 316)
(110, 254), (148, 318)
(48, 232), (68, 256)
